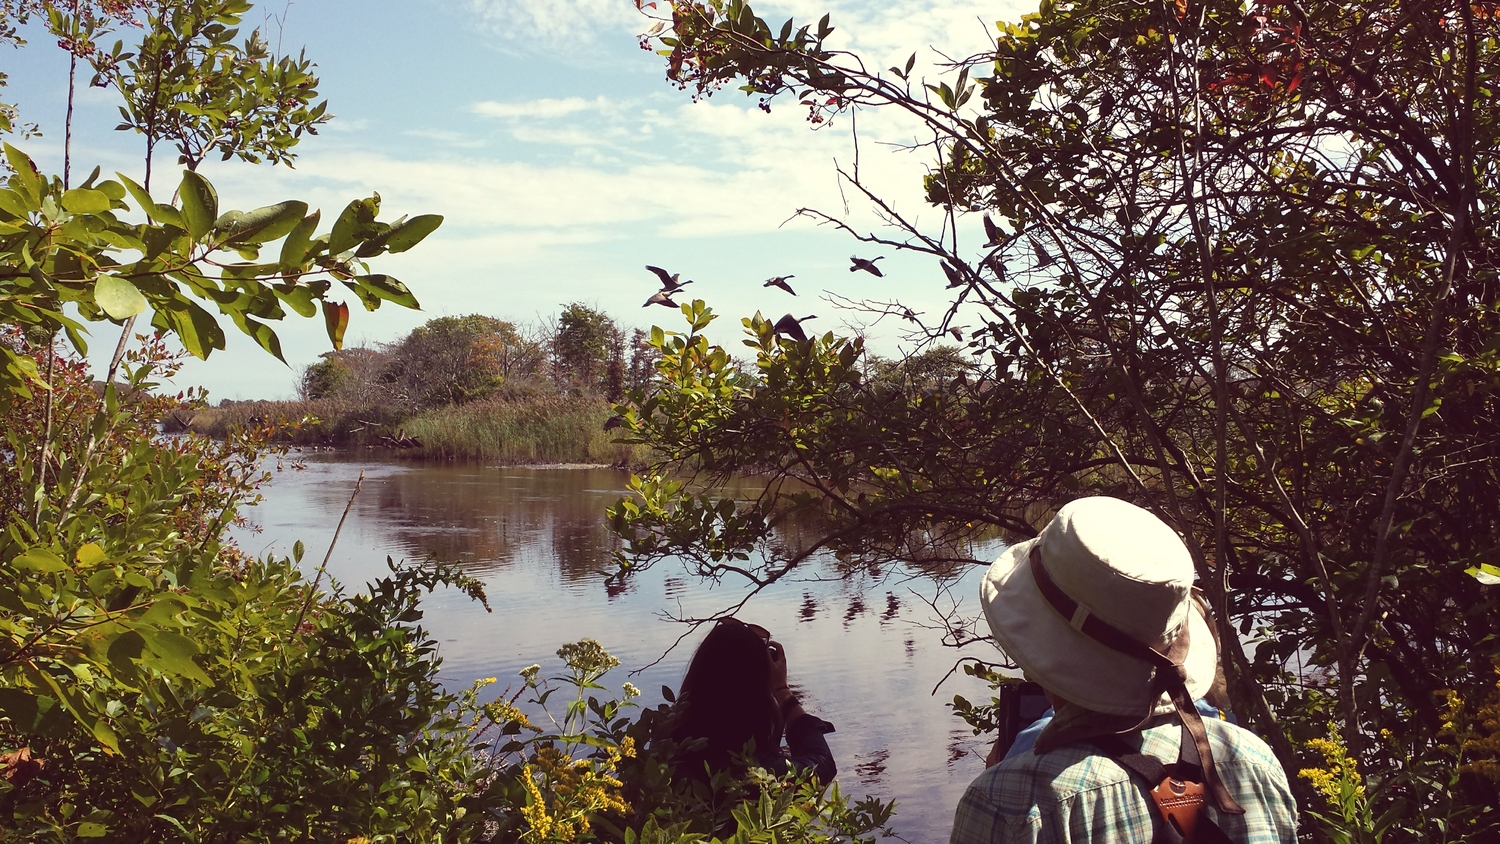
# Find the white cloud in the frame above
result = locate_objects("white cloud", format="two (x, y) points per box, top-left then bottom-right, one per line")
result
(458, 0), (643, 45)
(451, 0), (1029, 66)
(472, 96), (612, 119)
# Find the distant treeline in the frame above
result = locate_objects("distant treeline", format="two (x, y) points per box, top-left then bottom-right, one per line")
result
(172, 304), (657, 464)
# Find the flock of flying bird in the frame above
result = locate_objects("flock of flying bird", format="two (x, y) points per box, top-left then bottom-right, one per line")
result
(640, 255), (888, 344)
(636, 216), (1050, 351)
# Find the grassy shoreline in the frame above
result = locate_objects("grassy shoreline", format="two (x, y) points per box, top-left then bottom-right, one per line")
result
(172, 395), (642, 465)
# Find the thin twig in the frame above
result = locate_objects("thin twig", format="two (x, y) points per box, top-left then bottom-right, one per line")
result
(291, 470), (364, 634)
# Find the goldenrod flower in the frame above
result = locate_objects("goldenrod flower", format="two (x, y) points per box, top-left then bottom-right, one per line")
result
(485, 700), (541, 732)
(1297, 723), (1363, 807)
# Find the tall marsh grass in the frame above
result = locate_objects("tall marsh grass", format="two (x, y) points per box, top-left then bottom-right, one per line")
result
(402, 396), (641, 464)
(172, 395), (640, 464)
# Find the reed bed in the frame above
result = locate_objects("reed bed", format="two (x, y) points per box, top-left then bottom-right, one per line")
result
(401, 396), (640, 464)
(172, 394), (640, 464)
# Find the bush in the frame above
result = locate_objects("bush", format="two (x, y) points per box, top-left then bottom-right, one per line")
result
(179, 397), (408, 446)
(480, 640), (898, 844)
(0, 336), (886, 842)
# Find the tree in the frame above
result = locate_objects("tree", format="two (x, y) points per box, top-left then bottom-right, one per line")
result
(626, 327), (662, 393)
(0, 0), (439, 400)
(868, 345), (973, 391)
(554, 302), (623, 396)
(613, 0), (1500, 836)
(382, 314), (521, 409)
(0, 2), (448, 835)
(298, 345), (390, 401)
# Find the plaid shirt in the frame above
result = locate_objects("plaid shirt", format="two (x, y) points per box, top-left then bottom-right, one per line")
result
(950, 719), (1298, 844)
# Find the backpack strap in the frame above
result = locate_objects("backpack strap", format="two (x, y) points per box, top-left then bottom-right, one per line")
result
(1091, 724), (1238, 844)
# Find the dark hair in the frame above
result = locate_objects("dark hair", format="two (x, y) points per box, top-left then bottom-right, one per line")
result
(671, 619), (781, 775)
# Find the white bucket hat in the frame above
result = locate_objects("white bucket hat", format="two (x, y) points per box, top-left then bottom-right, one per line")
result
(981, 496), (1244, 813)
(980, 495), (1216, 717)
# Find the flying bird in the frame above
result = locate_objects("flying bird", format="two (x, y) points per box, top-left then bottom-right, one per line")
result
(849, 256), (885, 277)
(764, 275), (797, 295)
(645, 265), (692, 291)
(983, 214), (1003, 247)
(948, 326), (966, 343)
(603, 416), (625, 431)
(643, 290), (678, 308)
(772, 313), (817, 343)
(942, 261), (965, 288)
(1028, 236), (1055, 268)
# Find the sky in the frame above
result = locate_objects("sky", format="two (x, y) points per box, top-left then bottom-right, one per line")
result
(3, 0), (1034, 399)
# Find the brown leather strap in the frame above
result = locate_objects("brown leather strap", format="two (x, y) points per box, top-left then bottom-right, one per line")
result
(1029, 547), (1245, 814)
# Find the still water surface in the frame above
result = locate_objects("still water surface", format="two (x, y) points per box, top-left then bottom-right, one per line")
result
(232, 452), (1002, 841)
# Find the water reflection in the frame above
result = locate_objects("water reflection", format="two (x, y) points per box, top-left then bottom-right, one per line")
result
(233, 452), (1003, 841)
(359, 464), (628, 582)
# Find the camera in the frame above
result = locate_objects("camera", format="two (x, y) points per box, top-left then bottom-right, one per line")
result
(995, 681), (1049, 759)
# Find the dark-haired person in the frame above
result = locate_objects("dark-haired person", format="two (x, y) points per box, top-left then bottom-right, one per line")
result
(671, 618), (836, 783)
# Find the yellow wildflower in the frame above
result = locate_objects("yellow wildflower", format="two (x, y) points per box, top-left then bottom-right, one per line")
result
(519, 764), (556, 842)
(485, 700), (540, 733)
(1297, 723), (1363, 807)
(1453, 661), (1500, 785)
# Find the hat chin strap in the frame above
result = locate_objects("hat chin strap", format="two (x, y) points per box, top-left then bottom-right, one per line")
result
(1028, 547), (1246, 815)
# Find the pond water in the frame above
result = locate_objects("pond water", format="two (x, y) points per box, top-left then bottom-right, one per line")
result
(231, 452), (1004, 841)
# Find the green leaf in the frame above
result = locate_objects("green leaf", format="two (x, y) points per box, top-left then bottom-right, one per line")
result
(279, 210), (320, 269)
(329, 197), (377, 255)
(3, 144), (40, 196)
(383, 214), (443, 253)
(355, 274), (419, 309)
(237, 316), (286, 362)
(1466, 562), (1500, 586)
(217, 200), (308, 245)
(275, 283), (318, 318)
(141, 630), (211, 685)
(159, 299), (227, 360)
(90, 718), (121, 755)
(61, 188), (112, 214)
(107, 631), (146, 683)
(178, 170), (219, 240)
(0, 688), (41, 732)
(0, 187), (30, 217)
(76, 822), (109, 838)
(117, 173), (181, 227)
(14, 547), (67, 572)
(94, 276), (148, 320)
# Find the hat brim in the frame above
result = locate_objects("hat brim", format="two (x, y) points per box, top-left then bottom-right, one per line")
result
(980, 538), (1216, 717)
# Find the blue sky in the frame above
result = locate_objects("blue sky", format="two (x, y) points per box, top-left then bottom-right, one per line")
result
(4, 0), (1030, 399)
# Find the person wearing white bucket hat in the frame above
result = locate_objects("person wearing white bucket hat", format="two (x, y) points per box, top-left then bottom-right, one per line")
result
(950, 497), (1297, 844)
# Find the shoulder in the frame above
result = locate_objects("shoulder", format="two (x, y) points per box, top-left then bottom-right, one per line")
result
(951, 744), (1151, 844)
(1202, 719), (1282, 763)
(1194, 720), (1295, 795)
(951, 721), (1298, 844)
(1197, 720), (1300, 841)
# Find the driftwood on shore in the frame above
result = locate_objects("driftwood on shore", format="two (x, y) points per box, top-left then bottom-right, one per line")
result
(377, 432), (423, 449)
